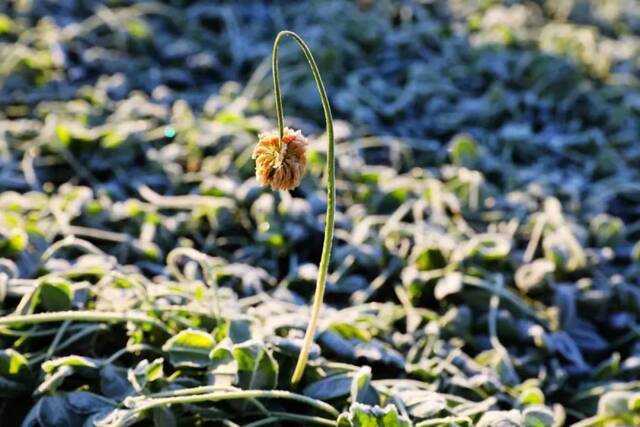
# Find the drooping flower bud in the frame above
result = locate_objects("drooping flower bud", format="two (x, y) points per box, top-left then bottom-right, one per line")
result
(252, 127), (307, 191)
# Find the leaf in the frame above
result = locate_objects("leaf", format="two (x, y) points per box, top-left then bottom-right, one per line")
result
(153, 407), (177, 427)
(347, 403), (411, 427)
(476, 410), (523, 427)
(42, 355), (98, 374)
(0, 349), (33, 397)
(468, 234), (511, 262)
(495, 349), (521, 386)
(449, 133), (478, 166)
(589, 214), (624, 246)
(337, 413), (352, 427)
(440, 305), (472, 338)
(304, 373), (353, 401)
(567, 319), (608, 353)
(38, 395), (84, 427)
(100, 365), (133, 401)
(553, 286), (577, 330)
(515, 260), (554, 294)
(598, 391), (634, 418)
(209, 339), (238, 387)
(350, 366), (378, 405)
(632, 241), (640, 263)
(434, 272), (463, 300)
(413, 246), (447, 271)
(269, 335), (321, 359)
(523, 405), (555, 427)
(162, 329), (215, 368)
(227, 318), (253, 343)
(0, 228), (27, 256)
(36, 366), (75, 395)
(38, 355), (98, 395)
(128, 358), (164, 392)
(545, 332), (587, 368)
(518, 387), (545, 406)
(329, 322), (372, 342)
(55, 124), (72, 146)
(319, 332), (405, 369)
(233, 340), (278, 390)
(21, 398), (41, 427)
(65, 391), (114, 415)
(399, 390), (447, 419)
(37, 278), (73, 311)
(319, 331), (356, 359)
(630, 394), (640, 412)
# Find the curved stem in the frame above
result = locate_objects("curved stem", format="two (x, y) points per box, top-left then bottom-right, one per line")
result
(272, 31), (335, 385)
(0, 310), (169, 332)
(124, 389), (340, 419)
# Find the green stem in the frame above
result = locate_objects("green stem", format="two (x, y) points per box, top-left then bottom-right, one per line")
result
(272, 30), (335, 385)
(123, 390), (340, 421)
(0, 310), (169, 332)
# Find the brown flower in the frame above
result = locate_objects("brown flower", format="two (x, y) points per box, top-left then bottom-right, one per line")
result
(252, 127), (307, 191)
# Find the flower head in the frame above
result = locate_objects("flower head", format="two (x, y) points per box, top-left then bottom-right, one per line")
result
(252, 127), (307, 191)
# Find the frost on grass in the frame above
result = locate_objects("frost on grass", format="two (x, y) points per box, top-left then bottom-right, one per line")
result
(0, 1), (640, 426)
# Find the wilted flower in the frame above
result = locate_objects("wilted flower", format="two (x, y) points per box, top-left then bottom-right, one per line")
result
(252, 127), (307, 191)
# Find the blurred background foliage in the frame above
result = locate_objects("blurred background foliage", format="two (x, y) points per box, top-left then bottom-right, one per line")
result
(0, 0), (639, 426)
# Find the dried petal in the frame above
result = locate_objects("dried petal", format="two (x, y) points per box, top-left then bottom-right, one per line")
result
(252, 127), (307, 191)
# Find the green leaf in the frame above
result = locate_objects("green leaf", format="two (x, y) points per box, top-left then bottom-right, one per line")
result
(523, 405), (555, 427)
(128, 358), (164, 392)
(0, 14), (14, 34)
(518, 387), (545, 406)
(304, 373), (352, 401)
(101, 131), (125, 149)
(42, 355), (97, 374)
(152, 407), (177, 427)
(434, 272), (463, 300)
(37, 278), (73, 311)
(37, 366), (73, 395)
(38, 395), (84, 427)
(630, 393), (640, 412)
(65, 391), (114, 415)
(337, 413), (352, 427)
(632, 241), (640, 263)
(449, 133), (478, 166)
(233, 340), (278, 390)
(515, 260), (554, 294)
(476, 410), (522, 427)
(127, 19), (150, 39)
(598, 391), (634, 418)
(0, 349), (33, 397)
(39, 356), (99, 395)
(39, 355), (98, 395)
(329, 322), (371, 342)
(214, 318), (253, 344)
(55, 124), (72, 146)
(100, 365), (133, 401)
(414, 247), (447, 271)
(350, 366), (378, 405)
(589, 214), (624, 246)
(162, 329), (215, 368)
(468, 234), (511, 262)
(209, 339), (238, 387)
(347, 403), (411, 427)
(0, 228), (27, 256)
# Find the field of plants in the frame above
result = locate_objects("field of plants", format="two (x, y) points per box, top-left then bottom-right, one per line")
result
(1, 0), (640, 426)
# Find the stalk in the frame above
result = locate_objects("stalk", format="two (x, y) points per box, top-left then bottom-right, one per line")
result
(0, 310), (169, 332)
(271, 30), (335, 385)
